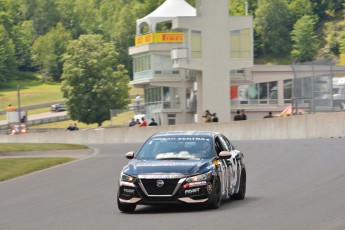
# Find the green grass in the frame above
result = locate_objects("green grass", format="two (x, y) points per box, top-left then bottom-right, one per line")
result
(30, 110), (135, 129)
(0, 107), (51, 120)
(0, 157), (74, 181)
(1, 79), (141, 128)
(0, 80), (63, 110)
(0, 143), (88, 152)
(0, 143), (89, 181)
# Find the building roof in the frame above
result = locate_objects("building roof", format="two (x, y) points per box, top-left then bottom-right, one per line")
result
(136, 0), (196, 34)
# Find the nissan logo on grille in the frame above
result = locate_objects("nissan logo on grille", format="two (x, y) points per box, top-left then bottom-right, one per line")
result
(156, 179), (164, 187)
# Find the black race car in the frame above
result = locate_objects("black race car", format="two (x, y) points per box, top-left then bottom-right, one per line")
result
(117, 131), (246, 212)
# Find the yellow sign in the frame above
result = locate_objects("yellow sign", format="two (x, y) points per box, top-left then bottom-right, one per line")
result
(135, 32), (183, 46)
(135, 34), (153, 45)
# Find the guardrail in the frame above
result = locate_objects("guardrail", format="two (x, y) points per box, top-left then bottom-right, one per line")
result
(0, 101), (63, 115)
(0, 114), (69, 135)
(1, 112), (345, 143)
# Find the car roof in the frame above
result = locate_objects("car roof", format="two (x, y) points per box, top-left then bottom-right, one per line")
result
(152, 131), (220, 138)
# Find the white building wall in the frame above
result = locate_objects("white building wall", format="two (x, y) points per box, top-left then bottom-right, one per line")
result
(198, 0), (231, 123)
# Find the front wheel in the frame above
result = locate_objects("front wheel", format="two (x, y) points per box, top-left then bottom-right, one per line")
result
(207, 177), (221, 209)
(117, 196), (136, 213)
(231, 170), (246, 200)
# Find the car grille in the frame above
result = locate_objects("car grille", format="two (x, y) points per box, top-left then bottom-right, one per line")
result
(140, 179), (180, 196)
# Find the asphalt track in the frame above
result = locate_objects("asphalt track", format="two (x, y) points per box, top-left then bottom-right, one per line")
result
(0, 139), (345, 230)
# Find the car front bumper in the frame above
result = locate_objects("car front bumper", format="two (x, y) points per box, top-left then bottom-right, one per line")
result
(118, 177), (214, 205)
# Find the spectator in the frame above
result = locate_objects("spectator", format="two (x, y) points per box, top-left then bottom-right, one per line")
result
(241, 109), (247, 120)
(20, 115), (27, 123)
(212, 113), (219, 122)
(148, 118), (158, 126)
(202, 110), (212, 123)
(66, 123), (77, 131)
(6, 104), (16, 112)
(234, 110), (242, 121)
(264, 111), (274, 118)
(140, 117), (147, 127)
(135, 119), (141, 127)
(129, 118), (137, 127)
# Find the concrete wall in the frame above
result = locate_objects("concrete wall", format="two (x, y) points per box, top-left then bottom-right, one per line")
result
(1, 112), (345, 144)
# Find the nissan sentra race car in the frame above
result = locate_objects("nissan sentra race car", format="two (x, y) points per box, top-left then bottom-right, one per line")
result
(117, 131), (246, 212)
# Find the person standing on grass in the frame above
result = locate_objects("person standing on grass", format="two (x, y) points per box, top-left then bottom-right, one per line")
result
(66, 124), (76, 131)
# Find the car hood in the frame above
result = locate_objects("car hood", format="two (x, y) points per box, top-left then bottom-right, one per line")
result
(122, 159), (214, 177)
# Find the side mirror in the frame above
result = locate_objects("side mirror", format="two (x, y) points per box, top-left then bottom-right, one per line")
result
(219, 151), (231, 158)
(125, 151), (135, 159)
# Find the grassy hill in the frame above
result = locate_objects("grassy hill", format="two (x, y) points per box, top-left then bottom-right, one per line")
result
(0, 80), (141, 128)
(0, 80), (62, 109)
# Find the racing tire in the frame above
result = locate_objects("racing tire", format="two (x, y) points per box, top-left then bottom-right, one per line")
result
(231, 170), (246, 200)
(117, 196), (136, 213)
(207, 177), (221, 209)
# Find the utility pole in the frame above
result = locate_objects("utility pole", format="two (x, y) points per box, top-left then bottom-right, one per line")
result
(17, 85), (21, 134)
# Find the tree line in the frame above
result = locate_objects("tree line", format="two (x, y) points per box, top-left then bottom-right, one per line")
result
(0, 0), (165, 82)
(0, 0), (344, 126)
(0, 0), (344, 83)
(232, 0), (344, 63)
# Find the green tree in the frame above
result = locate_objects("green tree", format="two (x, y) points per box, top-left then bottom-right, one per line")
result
(321, 21), (343, 58)
(32, 0), (60, 36)
(142, 0), (166, 15)
(3, 0), (27, 23)
(48, 23), (72, 80)
(73, 0), (99, 35)
(339, 28), (345, 54)
(230, 0), (247, 16)
(56, 0), (82, 38)
(96, 0), (128, 40)
(11, 20), (35, 70)
(112, 4), (137, 77)
(288, 0), (314, 24)
(0, 10), (13, 31)
(31, 34), (56, 80)
(291, 15), (319, 62)
(61, 34), (130, 127)
(0, 24), (16, 82)
(309, 0), (344, 20)
(254, 0), (291, 58)
(229, 0), (259, 17)
(31, 23), (72, 81)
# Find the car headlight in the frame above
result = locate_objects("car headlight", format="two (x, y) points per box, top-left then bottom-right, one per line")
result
(186, 171), (212, 183)
(121, 173), (137, 182)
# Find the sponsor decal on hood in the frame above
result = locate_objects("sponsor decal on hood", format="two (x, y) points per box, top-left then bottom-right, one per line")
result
(123, 159), (214, 176)
(136, 161), (198, 167)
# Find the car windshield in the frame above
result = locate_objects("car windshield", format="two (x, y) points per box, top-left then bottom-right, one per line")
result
(136, 136), (214, 160)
